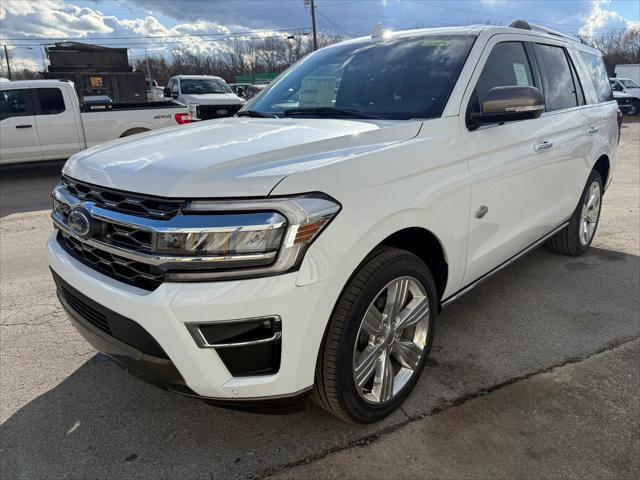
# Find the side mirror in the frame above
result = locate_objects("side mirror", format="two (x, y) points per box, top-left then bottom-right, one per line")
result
(163, 86), (171, 97)
(471, 86), (545, 126)
(613, 84), (623, 91)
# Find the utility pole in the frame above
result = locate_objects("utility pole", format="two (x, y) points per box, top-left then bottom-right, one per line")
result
(3, 45), (11, 80)
(305, 0), (318, 51)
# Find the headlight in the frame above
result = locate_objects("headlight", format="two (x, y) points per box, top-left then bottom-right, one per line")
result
(163, 193), (341, 281)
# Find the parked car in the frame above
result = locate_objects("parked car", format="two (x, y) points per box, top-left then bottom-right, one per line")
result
(613, 90), (635, 115)
(164, 75), (245, 120)
(229, 82), (251, 98)
(244, 82), (268, 100)
(48, 21), (619, 423)
(0, 79), (192, 164)
(609, 77), (640, 115)
(614, 64), (640, 84)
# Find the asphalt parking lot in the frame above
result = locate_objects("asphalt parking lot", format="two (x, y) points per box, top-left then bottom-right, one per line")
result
(1, 120), (638, 480)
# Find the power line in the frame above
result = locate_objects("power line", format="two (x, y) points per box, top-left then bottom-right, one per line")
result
(314, 7), (359, 37)
(0, 27), (311, 42)
(2, 33), (312, 49)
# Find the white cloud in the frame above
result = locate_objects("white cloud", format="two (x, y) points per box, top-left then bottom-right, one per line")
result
(579, 0), (640, 37)
(0, 0), (294, 62)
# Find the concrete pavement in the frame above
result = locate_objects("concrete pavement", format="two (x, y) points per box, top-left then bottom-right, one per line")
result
(272, 339), (640, 480)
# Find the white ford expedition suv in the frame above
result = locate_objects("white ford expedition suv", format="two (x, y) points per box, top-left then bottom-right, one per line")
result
(48, 22), (619, 423)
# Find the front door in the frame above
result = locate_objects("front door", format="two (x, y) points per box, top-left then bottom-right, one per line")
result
(460, 37), (556, 285)
(0, 88), (42, 164)
(32, 87), (83, 160)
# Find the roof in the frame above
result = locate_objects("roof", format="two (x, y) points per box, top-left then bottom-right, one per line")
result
(48, 42), (127, 54)
(0, 79), (72, 88)
(173, 75), (225, 80)
(333, 23), (601, 56)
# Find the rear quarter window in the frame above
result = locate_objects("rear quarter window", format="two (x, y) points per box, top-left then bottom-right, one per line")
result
(579, 51), (613, 103)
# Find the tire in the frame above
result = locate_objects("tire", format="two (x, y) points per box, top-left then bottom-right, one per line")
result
(546, 169), (603, 256)
(630, 100), (640, 116)
(313, 247), (437, 423)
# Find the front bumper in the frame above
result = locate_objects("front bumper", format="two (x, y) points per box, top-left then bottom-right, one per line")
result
(47, 231), (348, 402)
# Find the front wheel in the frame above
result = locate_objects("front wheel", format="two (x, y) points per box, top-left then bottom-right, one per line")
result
(313, 247), (437, 423)
(627, 100), (639, 116)
(547, 170), (603, 256)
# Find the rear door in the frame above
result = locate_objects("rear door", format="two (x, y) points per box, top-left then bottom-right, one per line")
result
(533, 42), (595, 222)
(0, 88), (42, 164)
(461, 37), (556, 285)
(32, 87), (83, 160)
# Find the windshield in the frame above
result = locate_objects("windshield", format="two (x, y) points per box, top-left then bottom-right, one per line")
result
(181, 78), (232, 95)
(619, 79), (640, 88)
(243, 35), (475, 120)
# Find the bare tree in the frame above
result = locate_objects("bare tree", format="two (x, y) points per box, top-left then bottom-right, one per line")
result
(586, 28), (640, 75)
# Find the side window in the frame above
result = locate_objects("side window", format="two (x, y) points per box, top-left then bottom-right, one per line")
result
(171, 79), (179, 94)
(0, 89), (29, 120)
(35, 88), (65, 115)
(535, 44), (578, 111)
(470, 42), (535, 114)
(567, 53), (586, 106)
(580, 51), (614, 103)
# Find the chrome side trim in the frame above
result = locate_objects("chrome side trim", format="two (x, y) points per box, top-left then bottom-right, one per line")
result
(441, 221), (570, 308)
(186, 316), (281, 349)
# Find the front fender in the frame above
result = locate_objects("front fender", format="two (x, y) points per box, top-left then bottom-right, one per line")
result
(295, 205), (467, 299)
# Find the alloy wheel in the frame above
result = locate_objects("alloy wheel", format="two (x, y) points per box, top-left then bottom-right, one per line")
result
(579, 181), (601, 246)
(352, 276), (430, 404)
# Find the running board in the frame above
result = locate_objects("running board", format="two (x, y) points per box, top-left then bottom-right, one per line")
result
(441, 221), (570, 308)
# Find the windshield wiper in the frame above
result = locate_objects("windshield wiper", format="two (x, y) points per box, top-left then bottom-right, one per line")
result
(282, 107), (382, 119)
(236, 110), (279, 118)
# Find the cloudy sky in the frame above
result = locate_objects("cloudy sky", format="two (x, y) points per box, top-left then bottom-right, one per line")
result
(1, 0), (639, 71)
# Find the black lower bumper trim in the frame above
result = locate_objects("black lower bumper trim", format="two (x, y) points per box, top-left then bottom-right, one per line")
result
(52, 269), (312, 414)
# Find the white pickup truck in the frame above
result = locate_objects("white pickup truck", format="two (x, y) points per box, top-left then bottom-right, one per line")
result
(0, 79), (192, 165)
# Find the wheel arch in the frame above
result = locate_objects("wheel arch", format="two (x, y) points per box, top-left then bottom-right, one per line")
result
(593, 154), (610, 190)
(120, 127), (151, 138)
(377, 227), (449, 302)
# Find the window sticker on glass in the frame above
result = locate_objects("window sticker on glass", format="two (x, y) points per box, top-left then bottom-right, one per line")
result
(422, 40), (450, 47)
(513, 63), (530, 86)
(298, 76), (337, 107)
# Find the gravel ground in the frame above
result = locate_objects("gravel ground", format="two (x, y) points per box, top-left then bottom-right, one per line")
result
(0, 120), (638, 479)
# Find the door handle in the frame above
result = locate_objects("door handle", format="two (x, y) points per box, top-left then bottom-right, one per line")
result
(585, 126), (599, 135)
(534, 141), (553, 152)
(15, 124), (33, 129)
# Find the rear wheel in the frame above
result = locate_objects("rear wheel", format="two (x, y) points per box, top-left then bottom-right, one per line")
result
(628, 100), (639, 116)
(313, 247), (437, 423)
(546, 170), (603, 256)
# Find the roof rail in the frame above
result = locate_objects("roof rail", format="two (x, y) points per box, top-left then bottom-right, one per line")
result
(508, 19), (582, 44)
(529, 23), (582, 43)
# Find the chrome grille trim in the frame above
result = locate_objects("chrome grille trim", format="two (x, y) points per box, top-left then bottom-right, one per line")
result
(62, 176), (184, 219)
(58, 231), (164, 291)
(52, 183), (283, 268)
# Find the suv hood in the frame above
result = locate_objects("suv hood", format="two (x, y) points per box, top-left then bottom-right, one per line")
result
(180, 93), (244, 105)
(63, 117), (422, 197)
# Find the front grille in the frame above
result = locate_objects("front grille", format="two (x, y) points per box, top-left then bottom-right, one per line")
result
(53, 271), (168, 358)
(63, 177), (184, 219)
(58, 231), (163, 291)
(198, 104), (241, 120)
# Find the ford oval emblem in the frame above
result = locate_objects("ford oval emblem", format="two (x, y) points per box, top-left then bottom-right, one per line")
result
(68, 208), (93, 239)
(217, 109), (228, 116)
